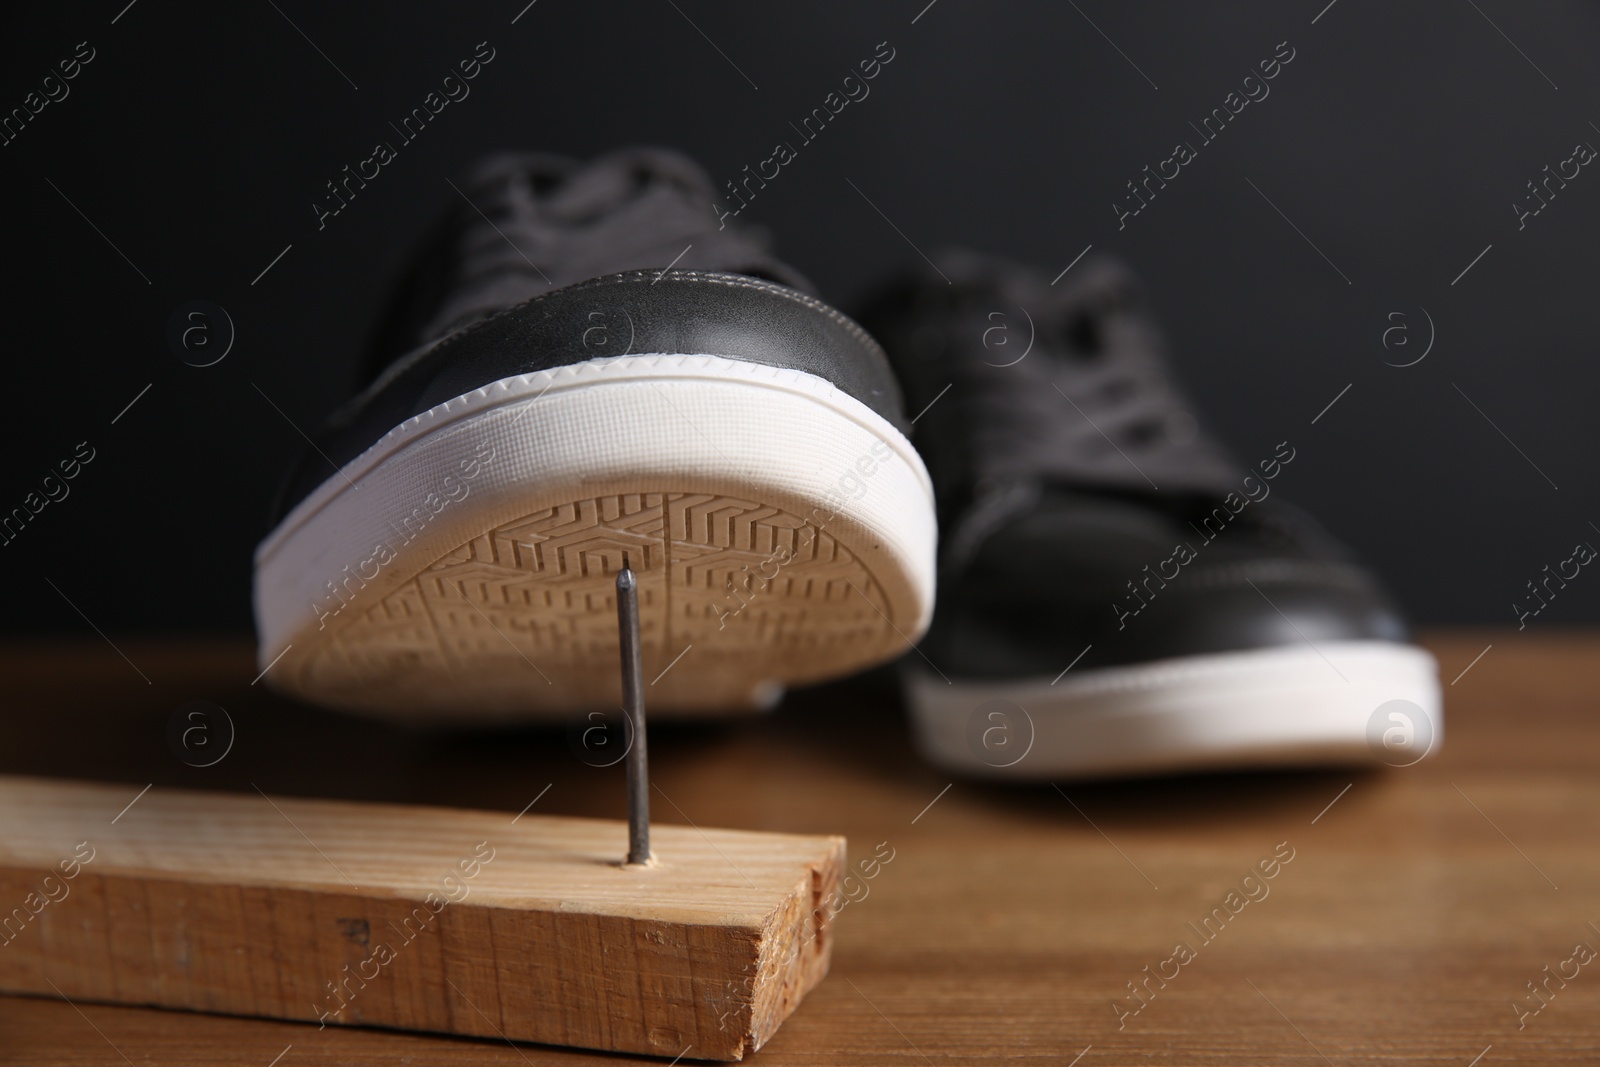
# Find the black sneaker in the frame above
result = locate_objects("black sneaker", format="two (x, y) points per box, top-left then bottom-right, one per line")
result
(857, 250), (1441, 779)
(253, 149), (935, 721)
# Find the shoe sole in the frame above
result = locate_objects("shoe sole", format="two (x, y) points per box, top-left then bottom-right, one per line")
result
(254, 354), (936, 722)
(906, 641), (1442, 779)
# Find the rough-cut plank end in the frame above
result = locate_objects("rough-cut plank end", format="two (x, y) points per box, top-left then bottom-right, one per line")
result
(0, 777), (846, 1061)
(740, 835), (845, 1057)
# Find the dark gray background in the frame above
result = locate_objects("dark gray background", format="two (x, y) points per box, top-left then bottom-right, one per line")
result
(3, 0), (1596, 633)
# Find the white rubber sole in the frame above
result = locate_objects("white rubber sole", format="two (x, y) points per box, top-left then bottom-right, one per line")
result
(907, 641), (1442, 779)
(254, 354), (936, 722)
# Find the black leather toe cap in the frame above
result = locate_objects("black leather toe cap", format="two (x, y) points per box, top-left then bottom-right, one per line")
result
(924, 491), (1413, 679)
(270, 270), (904, 524)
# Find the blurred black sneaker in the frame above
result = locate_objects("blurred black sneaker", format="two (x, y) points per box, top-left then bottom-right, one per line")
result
(857, 251), (1440, 779)
(253, 149), (935, 722)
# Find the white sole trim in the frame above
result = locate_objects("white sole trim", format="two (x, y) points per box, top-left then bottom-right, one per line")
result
(907, 641), (1443, 779)
(254, 354), (936, 721)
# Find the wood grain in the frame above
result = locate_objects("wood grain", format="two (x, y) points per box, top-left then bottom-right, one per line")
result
(0, 777), (844, 1060)
(0, 631), (1597, 1065)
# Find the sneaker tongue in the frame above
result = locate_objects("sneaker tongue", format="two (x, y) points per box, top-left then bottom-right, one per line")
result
(538, 148), (715, 222)
(934, 251), (1241, 498)
(391, 149), (815, 356)
(543, 166), (634, 220)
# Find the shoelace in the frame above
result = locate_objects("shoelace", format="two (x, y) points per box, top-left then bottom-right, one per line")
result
(416, 149), (804, 345)
(927, 253), (1239, 497)
(883, 252), (1253, 573)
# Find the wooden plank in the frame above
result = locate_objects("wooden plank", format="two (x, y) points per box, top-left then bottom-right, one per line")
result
(0, 776), (844, 1061)
(7, 633), (1600, 1065)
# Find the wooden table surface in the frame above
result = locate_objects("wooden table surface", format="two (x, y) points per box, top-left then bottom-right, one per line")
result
(1, 632), (1596, 1065)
